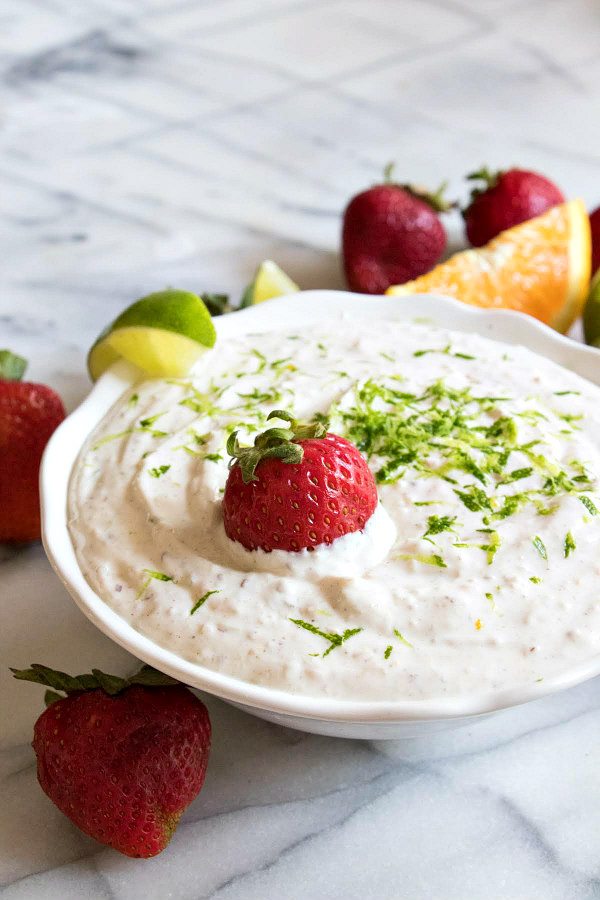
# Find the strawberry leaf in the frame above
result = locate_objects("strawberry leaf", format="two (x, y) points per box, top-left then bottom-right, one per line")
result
(200, 292), (230, 317)
(91, 669), (128, 695)
(11, 663), (179, 699)
(381, 163), (455, 212)
(126, 665), (179, 688)
(402, 181), (455, 213)
(44, 690), (63, 707)
(11, 664), (93, 693)
(0, 349), (27, 381)
(466, 166), (501, 187)
(227, 409), (328, 483)
(464, 166), (502, 206)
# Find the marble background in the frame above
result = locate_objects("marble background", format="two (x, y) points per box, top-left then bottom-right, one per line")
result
(1, 0), (600, 897)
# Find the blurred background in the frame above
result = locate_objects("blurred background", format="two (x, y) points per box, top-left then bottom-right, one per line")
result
(3, 0), (599, 407)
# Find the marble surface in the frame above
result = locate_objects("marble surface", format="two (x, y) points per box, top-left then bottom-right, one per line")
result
(1, 0), (600, 897)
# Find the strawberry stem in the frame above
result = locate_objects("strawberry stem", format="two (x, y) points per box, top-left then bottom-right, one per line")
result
(383, 161), (396, 183)
(465, 166), (503, 207)
(466, 166), (501, 189)
(381, 164), (455, 211)
(402, 181), (455, 212)
(227, 409), (329, 484)
(0, 349), (27, 381)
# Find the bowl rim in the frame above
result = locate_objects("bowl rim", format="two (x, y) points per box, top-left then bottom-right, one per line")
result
(41, 290), (600, 723)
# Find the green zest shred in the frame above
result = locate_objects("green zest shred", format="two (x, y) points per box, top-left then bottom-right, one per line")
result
(143, 569), (172, 582)
(136, 568), (173, 600)
(333, 375), (597, 568)
(532, 535), (548, 560)
(394, 629), (414, 648)
(139, 413), (165, 431)
(579, 495), (598, 516)
(413, 344), (476, 360)
(397, 552), (447, 568)
(480, 530), (501, 565)
(149, 464), (171, 478)
(422, 514), (457, 543)
(290, 619), (363, 657)
(190, 589), (220, 615)
(92, 412), (169, 450)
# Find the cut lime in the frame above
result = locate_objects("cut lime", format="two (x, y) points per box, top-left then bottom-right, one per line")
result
(583, 268), (600, 348)
(87, 289), (216, 381)
(241, 260), (299, 307)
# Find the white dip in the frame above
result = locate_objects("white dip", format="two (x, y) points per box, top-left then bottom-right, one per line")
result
(68, 318), (600, 701)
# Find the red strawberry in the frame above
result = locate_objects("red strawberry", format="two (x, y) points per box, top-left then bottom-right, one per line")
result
(463, 167), (565, 247)
(0, 350), (66, 542)
(11, 663), (211, 858)
(342, 164), (451, 294)
(590, 205), (600, 274)
(222, 410), (378, 552)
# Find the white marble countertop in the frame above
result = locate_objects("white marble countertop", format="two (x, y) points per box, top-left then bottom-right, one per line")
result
(1, 1), (600, 897)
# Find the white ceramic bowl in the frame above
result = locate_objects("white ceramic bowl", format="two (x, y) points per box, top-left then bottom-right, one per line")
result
(41, 291), (600, 739)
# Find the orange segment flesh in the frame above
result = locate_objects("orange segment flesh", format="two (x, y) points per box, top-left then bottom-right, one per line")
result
(386, 200), (591, 333)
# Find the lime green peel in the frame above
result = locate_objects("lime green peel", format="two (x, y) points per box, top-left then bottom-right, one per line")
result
(583, 268), (600, 348)
(241, 260), (299, 307)
(87, 289), (216, 382)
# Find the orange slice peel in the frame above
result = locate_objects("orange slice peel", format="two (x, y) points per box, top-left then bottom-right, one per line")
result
(386, 200), (591, 333)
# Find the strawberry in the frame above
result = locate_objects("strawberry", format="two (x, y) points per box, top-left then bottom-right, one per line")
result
(463, 167), (565, 247)
(590, 205), (600, 274)
(342, 164), (451, 294)
(222, 410), (378, 552)
(11, 663), (211, 858)
(0, 350), (66, 542)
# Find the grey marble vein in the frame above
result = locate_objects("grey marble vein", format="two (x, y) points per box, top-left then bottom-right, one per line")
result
(5, 29), (143, 85)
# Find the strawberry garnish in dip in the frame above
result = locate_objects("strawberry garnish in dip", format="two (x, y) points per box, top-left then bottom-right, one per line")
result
(222, 410), (379, 553)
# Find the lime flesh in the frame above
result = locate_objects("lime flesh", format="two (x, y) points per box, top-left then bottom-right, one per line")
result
(88, 289), (216, 381)
(583, 269), (600, 348)
(241, 260), (299, 307)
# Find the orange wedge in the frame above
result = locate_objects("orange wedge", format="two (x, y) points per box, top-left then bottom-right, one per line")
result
(386, 200), (591, 332)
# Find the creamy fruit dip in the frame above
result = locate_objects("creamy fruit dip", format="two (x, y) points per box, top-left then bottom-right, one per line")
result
(68, 318), (600, 701)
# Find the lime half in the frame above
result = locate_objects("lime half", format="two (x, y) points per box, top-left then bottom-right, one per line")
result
(88, 289), (216, 381)
(583, 268), (600, 348)
(241, 260), (299, 307)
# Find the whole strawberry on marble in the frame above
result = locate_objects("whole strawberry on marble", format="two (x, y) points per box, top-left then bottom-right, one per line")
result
(463, 166), (565, 247)
(12, 663), (211, 858)
(342, 164), (451, 294)
(222, 410), (378, 552)
(0, 350), (65, 542)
